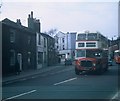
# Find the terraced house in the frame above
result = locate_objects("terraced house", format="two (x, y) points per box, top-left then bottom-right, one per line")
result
(2, 11), (58, 76)
(2, 18), (37, 76)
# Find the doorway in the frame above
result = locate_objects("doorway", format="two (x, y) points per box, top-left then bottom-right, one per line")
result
(17, 53), (22, 71)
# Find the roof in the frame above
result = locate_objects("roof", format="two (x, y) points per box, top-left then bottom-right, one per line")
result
(40, 32), (54, 39)
(2, 18), (35, 34)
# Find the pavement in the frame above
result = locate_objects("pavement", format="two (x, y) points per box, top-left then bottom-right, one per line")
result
(2, 63), (64, 85)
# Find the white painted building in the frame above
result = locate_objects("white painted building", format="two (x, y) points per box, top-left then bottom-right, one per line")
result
(36, 32), (47, 69)
(54, 31), (76, 62)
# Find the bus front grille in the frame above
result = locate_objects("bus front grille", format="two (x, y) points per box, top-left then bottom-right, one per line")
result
(81, 60), (92, 67)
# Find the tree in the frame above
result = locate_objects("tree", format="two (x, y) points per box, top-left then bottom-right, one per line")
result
(0, 2), (2, 14)
(45, 28), (58, 37)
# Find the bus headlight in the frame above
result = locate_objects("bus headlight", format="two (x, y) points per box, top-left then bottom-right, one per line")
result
(93, 63), (96, 66)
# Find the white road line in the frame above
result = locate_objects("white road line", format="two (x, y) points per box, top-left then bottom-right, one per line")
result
(20, 78), (27, 81)
(3, 90), (37, 101)
(54, 77), (77, 86)
(5, 81), (13, 85)
(31, 76), (38, 79)
(111, 91), (119, 100)
(31, 76), (35, 78)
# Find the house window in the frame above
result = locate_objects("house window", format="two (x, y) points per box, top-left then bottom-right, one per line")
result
(57, 39), (58, 43)
(28, 52), (31, 64)
(44, 38), (46, 47)
(62, 38), (65, 43)
(38, 52), (43, 64)
(10, 50), (15, 66)
(38, 34), (41, 45)
(28, 36), (31, 44)
(10, 29), (15, 43)
(44, 52), (47, 63)
(63, 45), (65, 50)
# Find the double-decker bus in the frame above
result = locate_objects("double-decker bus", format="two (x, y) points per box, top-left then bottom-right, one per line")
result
(114, 50), (120, 64)
(75, 31), (109, 75)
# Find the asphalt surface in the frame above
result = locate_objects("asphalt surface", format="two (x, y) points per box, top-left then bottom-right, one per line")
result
(2, 64), (119, 100)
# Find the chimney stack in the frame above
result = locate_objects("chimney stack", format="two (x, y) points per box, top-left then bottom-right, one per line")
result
(28, 11), (41, 33)
(16, 19), (21, 25)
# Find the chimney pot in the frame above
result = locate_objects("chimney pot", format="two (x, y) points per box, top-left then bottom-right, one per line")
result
(28, 14), (30, 18)
(31, 11), (33, 18)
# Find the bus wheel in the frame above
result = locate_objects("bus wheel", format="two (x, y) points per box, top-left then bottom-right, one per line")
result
(75, 68), (79, 75)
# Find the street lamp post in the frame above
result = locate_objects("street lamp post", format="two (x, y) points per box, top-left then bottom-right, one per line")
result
(111, 36), (117, 60)
(118, 36), (120, 50)
(111, 37), (114, 59)
(110, 35), (120, 60)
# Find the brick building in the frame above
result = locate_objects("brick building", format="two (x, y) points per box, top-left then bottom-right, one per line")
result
(2, 18), (37, 76)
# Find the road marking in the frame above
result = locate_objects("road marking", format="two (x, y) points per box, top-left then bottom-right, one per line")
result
(111, 91), (119, 100)
(54, 77), (77, 86)
(4, 81), (13, 85)
(31, 76), (39, 79)
(31, 76), (36, 78)
(20, 78), (27, 81)
(3, 90), (37, 101)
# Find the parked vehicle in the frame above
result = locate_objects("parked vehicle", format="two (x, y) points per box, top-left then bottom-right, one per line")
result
(108, 59), (113, 66)
(114, 50), (120, 64)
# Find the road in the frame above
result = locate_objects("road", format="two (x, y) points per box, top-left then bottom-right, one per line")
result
(2, 63), (119, 100)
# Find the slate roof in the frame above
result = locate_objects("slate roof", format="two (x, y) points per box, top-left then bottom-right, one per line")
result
(2, 18), (35, 34)
(2, 18), (55, 39)
(41, 32), (54, 39)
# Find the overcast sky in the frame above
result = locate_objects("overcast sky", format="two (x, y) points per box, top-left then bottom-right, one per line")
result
(0, 0), (119, 40)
